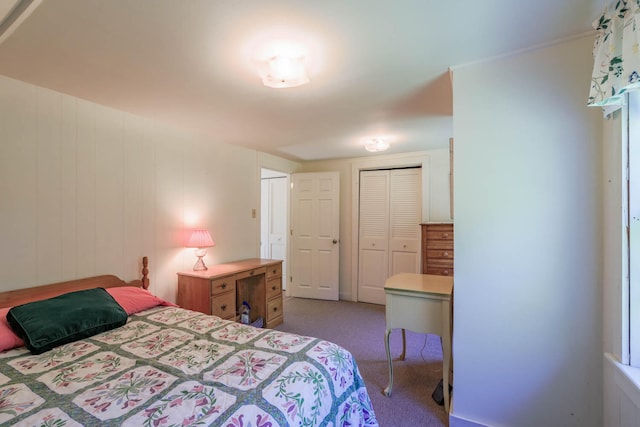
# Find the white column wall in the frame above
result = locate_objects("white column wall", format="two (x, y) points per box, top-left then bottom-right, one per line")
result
(451, 35), (603, 426)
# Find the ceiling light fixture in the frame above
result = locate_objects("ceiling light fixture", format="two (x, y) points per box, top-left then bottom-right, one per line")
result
(257, 55), (309, 88)
(252, 38), (310, 89)
(365, 138), (390, 153)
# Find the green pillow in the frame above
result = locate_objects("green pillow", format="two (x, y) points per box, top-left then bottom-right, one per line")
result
(7, 287), (127, 355)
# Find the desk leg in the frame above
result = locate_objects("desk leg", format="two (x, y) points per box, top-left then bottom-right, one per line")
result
(399, 328), (406, 361)
(383, 328), (393, 397)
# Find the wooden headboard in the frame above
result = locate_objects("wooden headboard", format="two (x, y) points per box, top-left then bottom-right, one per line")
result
(0, 256), (149, 308)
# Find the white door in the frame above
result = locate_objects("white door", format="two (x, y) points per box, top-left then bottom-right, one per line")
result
(290, 172), (340, 300)
(388, 169), (422, 275)
(358, 170), (389, 304)
(267, 177), (287, 282)
(261, 176), (288, 288)
(358, 168), (421, 304)
(260, 179), (269, 258)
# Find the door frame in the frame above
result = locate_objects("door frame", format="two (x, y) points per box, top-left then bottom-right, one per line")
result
(350, 153), (431, 302)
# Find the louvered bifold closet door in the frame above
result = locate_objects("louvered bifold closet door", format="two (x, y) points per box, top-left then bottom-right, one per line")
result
(358, 170), (390, 304)
(389, 169), (422, 276)
(357, 168), (422, 305)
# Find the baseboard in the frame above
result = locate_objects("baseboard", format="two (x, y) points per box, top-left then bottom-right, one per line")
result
(449, 400), (489, 427)
(449, 414), (489, 427)
(339, 291), (353, 301)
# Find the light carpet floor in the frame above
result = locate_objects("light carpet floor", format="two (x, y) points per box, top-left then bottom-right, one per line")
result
(275, 296), (449, 427)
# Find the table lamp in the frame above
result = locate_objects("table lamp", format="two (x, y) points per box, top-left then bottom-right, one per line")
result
(186, 229), (215, 271)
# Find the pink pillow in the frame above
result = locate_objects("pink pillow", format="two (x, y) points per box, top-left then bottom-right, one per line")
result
(0, 307), (24, 351)
(106, 287), (176, 315)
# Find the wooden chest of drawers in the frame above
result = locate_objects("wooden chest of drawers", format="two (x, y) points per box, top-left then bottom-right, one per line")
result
(177, 258), (283, 328)
(421, 223), (454, 276)
(265, 262), (284, 328)
(210, 276), (236, 319)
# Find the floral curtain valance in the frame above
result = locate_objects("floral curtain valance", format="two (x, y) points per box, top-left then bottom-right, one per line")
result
(589, 0), (640, 114)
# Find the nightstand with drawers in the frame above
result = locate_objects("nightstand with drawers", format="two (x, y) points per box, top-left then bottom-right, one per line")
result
(177, 258), (284, 328)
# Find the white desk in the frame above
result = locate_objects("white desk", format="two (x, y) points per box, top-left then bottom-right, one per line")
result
(383, 273), (453, 412)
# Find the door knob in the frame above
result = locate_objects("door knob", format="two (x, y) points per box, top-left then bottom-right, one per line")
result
(333, 239), (338, 244)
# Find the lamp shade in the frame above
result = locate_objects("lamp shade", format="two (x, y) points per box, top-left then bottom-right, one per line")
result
(186, 229), (215, 248)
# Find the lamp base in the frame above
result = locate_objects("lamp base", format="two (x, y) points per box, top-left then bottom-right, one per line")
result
(193, 256), (207, 271)
(192, 247), (208, 271)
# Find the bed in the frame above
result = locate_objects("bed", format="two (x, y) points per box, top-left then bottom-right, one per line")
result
(0, 257), (378, 426)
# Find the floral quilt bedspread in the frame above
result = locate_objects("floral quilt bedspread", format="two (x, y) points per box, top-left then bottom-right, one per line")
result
(0, 306), (378, 426)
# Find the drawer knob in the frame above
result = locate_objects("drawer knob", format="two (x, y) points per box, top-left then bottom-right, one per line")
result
(443, 252), (449, 257)
(272, 285), (277, 291)
(372, 243), (375, 247)
(221, 283), (227, 289)
(250, 270), (254, 276)
(442, 233), (449, 238)
(273, 307), (278, 312)
(443, 270), (449, 276)
(272, 269), (277, 274)
(403, 244), (407, 248)
(221, 304), (227, 311)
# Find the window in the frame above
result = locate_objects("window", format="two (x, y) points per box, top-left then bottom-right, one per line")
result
(630, 91), (640, 367)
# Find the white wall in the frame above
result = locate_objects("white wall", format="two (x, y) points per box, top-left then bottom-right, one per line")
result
(0, 75), (282, 303)
(452, 35), (603, 427)
(299, 149), (451, 300)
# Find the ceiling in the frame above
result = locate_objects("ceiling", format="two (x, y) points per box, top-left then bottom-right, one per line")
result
(0, 0), (607, 161)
